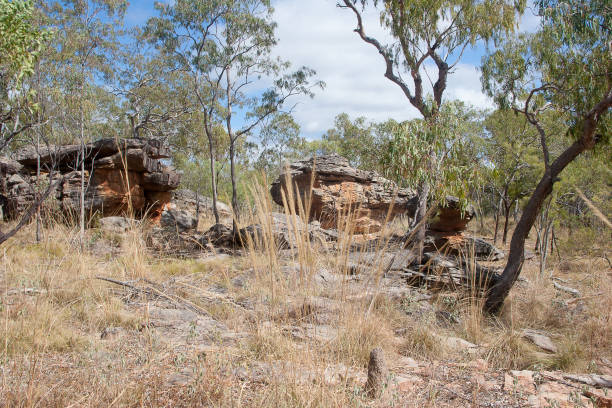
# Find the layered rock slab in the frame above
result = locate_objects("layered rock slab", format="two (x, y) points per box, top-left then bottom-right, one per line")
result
(1, 138), (180, 221)
(271, 154), (477, 235)
(270, 154), (418, 234)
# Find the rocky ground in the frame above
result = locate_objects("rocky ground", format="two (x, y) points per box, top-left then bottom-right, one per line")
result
(1, 152), (610, 407)
(1, 216), (610, 407)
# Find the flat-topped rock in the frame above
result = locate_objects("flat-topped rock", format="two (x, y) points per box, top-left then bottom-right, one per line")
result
(270, 154), (476, 235)
(271, 154), (418, 234)
(3, 138), (179, 222)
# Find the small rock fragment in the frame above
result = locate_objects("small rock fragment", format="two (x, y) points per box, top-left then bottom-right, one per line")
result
(365, 347), (389, 398)
(522, 329), (558, 353)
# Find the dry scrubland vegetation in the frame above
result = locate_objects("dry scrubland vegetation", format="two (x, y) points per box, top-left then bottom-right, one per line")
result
(1, 186), (610, 407)
(1, 0), (610, 406)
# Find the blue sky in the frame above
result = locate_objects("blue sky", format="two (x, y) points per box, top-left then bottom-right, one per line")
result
(124, 0), (541, 140)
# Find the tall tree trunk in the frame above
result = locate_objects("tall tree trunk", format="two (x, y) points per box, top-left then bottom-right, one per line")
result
(36, 131), (41, 243)
(513, 199), (519, 222)
(502, 200), (511, 244)
(229, 140), (238, 235)
(205, 124), (220, 226)
(478, 189), (485, 232)
(415, 181), (430, 263)
(484, 133), (599, 314)
(493, 198), (502, 244)
(79, 84), (85, 251)
(226, 69), (239, 236)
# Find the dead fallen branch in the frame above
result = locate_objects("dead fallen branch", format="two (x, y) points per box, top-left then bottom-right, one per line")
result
(553, 281), (581, 297)
(95, 276), (210, 317)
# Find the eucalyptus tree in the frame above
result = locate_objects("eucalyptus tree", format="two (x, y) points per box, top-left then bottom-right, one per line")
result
(218, 0), (322, 233)
(0, 0), (52, 246)
(339, 0), (525, 253)
(113, 31), (192, 140)
(481, 0), (611, 313)
(254, 112), (302, 178)
(43, 0), (127, 246)
(148, 0), (321, 229)
(146, 1), (236, 225)
(0, 0), (49, 152)
(383, 101), (484, 256)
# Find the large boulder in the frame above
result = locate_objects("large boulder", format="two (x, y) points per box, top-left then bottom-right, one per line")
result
(428, 196), (475, 233)
(270, 154), (475, 235)
(160, 208), (197, 232)
(270, 154), (418, 234)
(5, 138), (180, 222)
(99, 216), (133, 233)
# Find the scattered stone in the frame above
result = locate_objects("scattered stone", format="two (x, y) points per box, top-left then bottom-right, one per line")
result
(468, 358), (489, 372)
(100, 326), (125, 340)
(527, 381), (590, 408)
(392, 374), (423, 393)
(170, 189), (232, 219)
(161, 208), (197, 232)
(323, 363), (367, 386)
(365, 347), (389, 398)
(395, 356), (419, 370)
(553, 281), (581, 297)
(562, 373), (612, 388)
(522, 329), (558, 353)
(164, 368), (196, 387)
(438, 335), (479, 353)
(473, 373), (497, 391)
(402, 251), (502, 292)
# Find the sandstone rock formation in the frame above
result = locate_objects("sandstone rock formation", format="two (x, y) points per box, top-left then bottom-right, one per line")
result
(0, 157), (35, 218)
(270, 154), (476, 235)
(271, 154), (418, 234)
(1, 138), (180, 222)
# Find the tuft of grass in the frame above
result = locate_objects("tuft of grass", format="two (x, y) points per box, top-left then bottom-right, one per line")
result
(398, 324), (445, 361)
(483, 326), (536, 370)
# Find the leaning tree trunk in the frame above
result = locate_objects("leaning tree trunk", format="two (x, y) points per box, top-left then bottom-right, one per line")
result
(485, 132), (600, 314)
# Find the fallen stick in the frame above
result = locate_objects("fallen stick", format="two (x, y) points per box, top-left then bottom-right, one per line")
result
(96, 276), (210, 317)
(553, 281), (581, 297)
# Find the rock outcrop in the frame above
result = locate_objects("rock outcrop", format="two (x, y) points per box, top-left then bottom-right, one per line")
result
(271, 154), (418, 234)
(1, 138), (180, 222)
(0, 157), (35, 218)
(270, 154), (475, 235)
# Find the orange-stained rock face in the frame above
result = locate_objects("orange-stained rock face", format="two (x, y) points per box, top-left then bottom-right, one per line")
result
(146, 191), (173, 223)
(312, 180), (409, 233)
(5, 138), (181, 223)
(271, 154), (418, 235)
(271, 155), (477, 236)
(91, 169), (147, 212)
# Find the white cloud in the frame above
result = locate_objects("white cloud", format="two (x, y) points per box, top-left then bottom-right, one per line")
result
(271, 0), (495, 138)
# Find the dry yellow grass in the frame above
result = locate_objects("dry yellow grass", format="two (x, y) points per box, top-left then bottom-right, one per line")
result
(1, 183), (610, 407)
